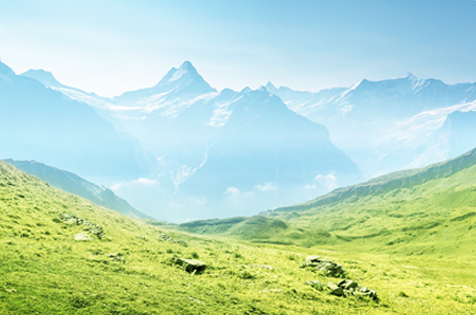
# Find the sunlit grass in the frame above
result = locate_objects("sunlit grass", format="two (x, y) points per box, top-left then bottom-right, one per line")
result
(1, 160), (476, 314)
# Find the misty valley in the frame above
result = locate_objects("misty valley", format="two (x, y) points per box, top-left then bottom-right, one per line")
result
(1, 57), (476, 314)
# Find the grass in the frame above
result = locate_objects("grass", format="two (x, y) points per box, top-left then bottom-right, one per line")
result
(1, 160), (476, 314)
(179, 149), (476, 258)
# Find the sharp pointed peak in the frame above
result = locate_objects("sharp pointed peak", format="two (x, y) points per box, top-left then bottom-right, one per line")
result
(265, 81), (276, 88)
(403, 72), (418, 80)
(176, 60), (197, 73)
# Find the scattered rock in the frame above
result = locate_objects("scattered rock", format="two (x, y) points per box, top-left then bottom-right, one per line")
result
(173, 257), (207, 273)
(106, 253), (125, 262)
(306, 255), (321, 262)
(355, 286), (378, 299)
(327, 282), (344, 296)
(159, 234), (173, 241)
(189, 296), (205, 304)
(301, 256), (345, 278)
(307, 278), (378, 300)
(333, 279), (378, 300)
(57, 213), (105, 239)
(159, 234), (187, 246)
(74, 233), (94, 241)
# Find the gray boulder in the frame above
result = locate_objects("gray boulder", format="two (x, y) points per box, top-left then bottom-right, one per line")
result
(337, 279), (378, 300)
(173, 257), (207, 273)
(327, 282), (344, 296)
(301, 256), (345, 278)
(74, 233), (94, 241)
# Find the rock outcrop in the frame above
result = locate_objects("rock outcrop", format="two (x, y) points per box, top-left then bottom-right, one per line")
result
(301, 255), (345, 278)
(173, 257), (206, 273)
(57, 213), (105, 239)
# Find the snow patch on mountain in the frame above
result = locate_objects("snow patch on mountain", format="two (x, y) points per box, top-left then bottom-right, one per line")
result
(207, 96), (242, 127)
(170, 67), (188, 82)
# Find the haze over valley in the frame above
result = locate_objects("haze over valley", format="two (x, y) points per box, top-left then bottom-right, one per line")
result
(2, 57), (476, 222)
(1, 1), (476, 314)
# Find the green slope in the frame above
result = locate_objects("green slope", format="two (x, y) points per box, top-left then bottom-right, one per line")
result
(2, 155), (476, 313)
(179, 148), (476, 256)
(3, 159), (155, 220)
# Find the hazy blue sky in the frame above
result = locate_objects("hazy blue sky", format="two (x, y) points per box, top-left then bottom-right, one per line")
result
(1, 0), (475, 96)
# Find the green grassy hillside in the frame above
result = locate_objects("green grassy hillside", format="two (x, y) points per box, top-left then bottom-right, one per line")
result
(2, 154), (476, 313)
(4, 159), (155, 220)
(179, 148), (476, 257)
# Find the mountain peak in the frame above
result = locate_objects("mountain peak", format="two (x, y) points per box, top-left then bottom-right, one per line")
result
(167, 60), (199, 83)
(114, 61), (216, 103)
(21, 69), (64, 88)
(180, 60), (195, 71)
(265, 81), (278, 93)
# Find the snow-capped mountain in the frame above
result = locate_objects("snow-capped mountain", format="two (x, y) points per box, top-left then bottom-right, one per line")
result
(21, 60), (364, 221)
(267, 75), (476, 176)
(1, 59), (150, 182)
(105, 63), (363, 221)
(20, 58), (476, 222)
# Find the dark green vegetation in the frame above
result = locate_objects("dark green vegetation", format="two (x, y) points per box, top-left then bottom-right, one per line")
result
(4, 159), (155, 220)
(1, 150), (476, 314)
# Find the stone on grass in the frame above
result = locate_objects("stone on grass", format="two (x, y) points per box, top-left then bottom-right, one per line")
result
(74, 233), (94, 241)
(106, 253), (125, 262)
(306, 255), (321, 263)
(173, 257), (207, 273)
(301, 256), (345, 278)
(159, 234), (188, 246)
(327, 282), (344, 296)
(336, 279), (378, 300)
(57, 213), (105, 239)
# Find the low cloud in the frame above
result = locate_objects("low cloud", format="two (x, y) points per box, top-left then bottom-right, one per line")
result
(314, 173), (338, 191)
(226, 186), (240, 195)
(132, 178), (157, 185)
(110, 178), (157, 192)
(254, 182), (277, 191)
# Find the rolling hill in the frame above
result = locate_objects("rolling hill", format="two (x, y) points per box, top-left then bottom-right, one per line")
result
(3, 159), (155, 220)
(179, 147), (476, 256)
(1, 159), (475, 314)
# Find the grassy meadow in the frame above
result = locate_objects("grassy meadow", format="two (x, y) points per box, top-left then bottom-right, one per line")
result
(1, 159), (476, 314)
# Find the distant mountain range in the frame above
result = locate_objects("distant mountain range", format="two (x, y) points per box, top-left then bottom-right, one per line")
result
(8, 57), (476, 222)
(18, 61), (364, 221)
(4, 159), (155, 220)
(0, 60), (151, 183)
(266, 75), (476, 177)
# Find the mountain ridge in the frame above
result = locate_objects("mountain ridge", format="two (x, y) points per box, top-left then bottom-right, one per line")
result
(264, 146), (476, 214)
(3, 159), (155, 220)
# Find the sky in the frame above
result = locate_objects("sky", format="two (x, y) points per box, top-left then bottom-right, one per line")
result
(1, 0), (476, 97)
